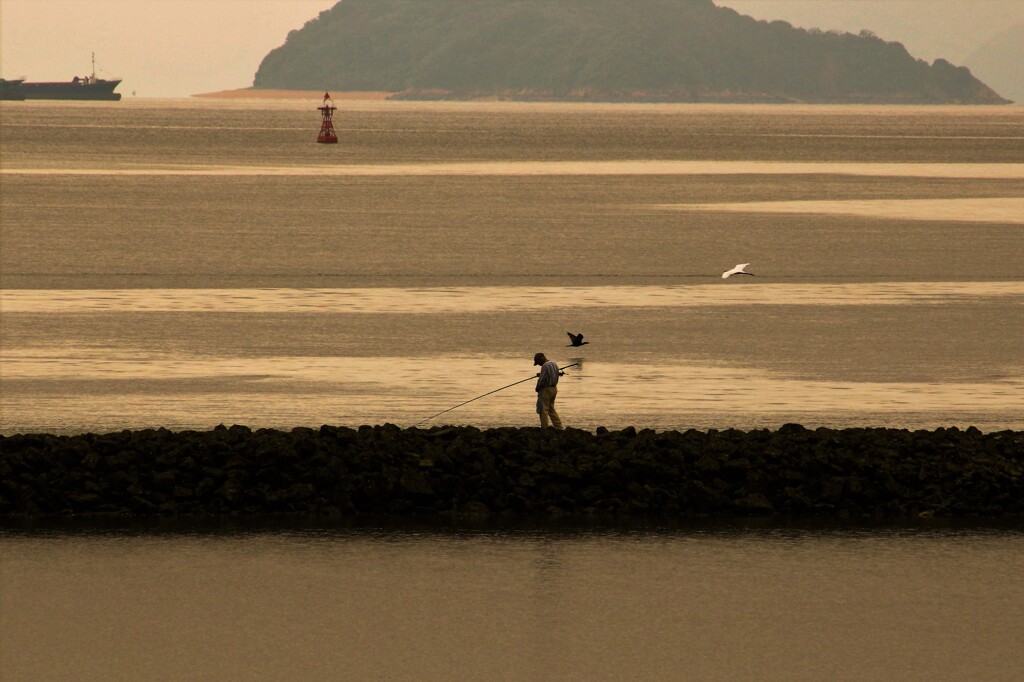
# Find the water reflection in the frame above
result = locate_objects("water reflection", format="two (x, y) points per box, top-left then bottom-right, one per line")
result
(2, 522), (1022, 681)
(659, 197), (1024, 223)
(5, 159), (1024, 178)
(1, 352), (1020, 433)
(3, 281), (1022, 313)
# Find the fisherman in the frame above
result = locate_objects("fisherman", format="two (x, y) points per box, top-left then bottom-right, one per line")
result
(533, 352), (565, 430)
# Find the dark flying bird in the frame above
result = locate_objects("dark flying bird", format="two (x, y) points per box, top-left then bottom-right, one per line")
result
(722, 263), (755, 279)
(567, 332), (589, 347)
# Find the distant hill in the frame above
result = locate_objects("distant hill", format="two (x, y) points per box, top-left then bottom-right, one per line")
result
(252, 0), (1009, 104)
(719, 0), (1020, 103)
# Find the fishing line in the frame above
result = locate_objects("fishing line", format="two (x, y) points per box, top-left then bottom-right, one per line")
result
(414, 363), (580, 426)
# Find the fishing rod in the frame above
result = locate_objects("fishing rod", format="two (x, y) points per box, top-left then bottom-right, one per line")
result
(414, 363), (580, 427)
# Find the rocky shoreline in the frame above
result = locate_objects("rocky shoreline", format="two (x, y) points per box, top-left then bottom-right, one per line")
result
(1, 425), (1021, 519)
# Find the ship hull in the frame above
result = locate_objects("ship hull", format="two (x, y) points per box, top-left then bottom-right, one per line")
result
(20, 79), (122, 101)
(1, 78), (27, 100)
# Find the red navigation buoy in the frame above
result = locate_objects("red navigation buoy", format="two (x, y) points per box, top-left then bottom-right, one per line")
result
(317, 92), (338, 144)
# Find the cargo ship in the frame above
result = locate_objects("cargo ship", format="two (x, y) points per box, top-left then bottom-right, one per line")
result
(20, 54), (122, 101)
(0, 78), (26, 100)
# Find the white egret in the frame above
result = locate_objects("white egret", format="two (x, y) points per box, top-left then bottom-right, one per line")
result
(722, 263), (755, 279)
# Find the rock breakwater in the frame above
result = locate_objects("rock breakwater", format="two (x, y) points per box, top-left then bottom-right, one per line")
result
(1, 425), (1021, 518)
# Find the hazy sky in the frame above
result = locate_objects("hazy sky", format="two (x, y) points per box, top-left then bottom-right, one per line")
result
(0, 0), (336, 97)
(1, 1), (1019, 98)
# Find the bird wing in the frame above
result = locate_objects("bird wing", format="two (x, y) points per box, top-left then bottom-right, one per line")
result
(722, 263), (749, 278)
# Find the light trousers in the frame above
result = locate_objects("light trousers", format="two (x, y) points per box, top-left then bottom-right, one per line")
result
(539, 386), (563, 429)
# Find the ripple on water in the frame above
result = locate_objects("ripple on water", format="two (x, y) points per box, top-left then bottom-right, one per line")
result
(2, 282), (1022, 314)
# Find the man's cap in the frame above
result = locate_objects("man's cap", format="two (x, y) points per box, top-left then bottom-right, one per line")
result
(533, 353), (545, 366)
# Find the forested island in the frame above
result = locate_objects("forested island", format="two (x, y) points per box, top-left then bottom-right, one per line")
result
(252, 0), (1009, 104)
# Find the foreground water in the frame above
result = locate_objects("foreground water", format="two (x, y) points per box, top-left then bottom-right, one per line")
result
(2, 523), (1022, 681)
(2, 99), (1022, 433)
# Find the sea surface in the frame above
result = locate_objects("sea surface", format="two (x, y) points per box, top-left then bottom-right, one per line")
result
(2, 100), (1023, 681)
(1, 99), (1022, 433)
(2, 522), (1023, 681)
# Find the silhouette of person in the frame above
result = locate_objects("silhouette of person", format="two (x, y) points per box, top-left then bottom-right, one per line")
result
(533, 352), (564, 429)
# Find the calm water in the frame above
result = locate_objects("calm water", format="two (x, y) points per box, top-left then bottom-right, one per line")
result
(2, 524), (1024, 681)
(1, 99), (1022, 433)
(2, 100), (1024, 680)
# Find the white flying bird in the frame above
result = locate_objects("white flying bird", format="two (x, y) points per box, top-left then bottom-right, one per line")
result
(721, 263), (755, 279)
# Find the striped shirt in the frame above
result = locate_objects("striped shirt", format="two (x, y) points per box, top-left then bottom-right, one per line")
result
(536, 360), (560, 391)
